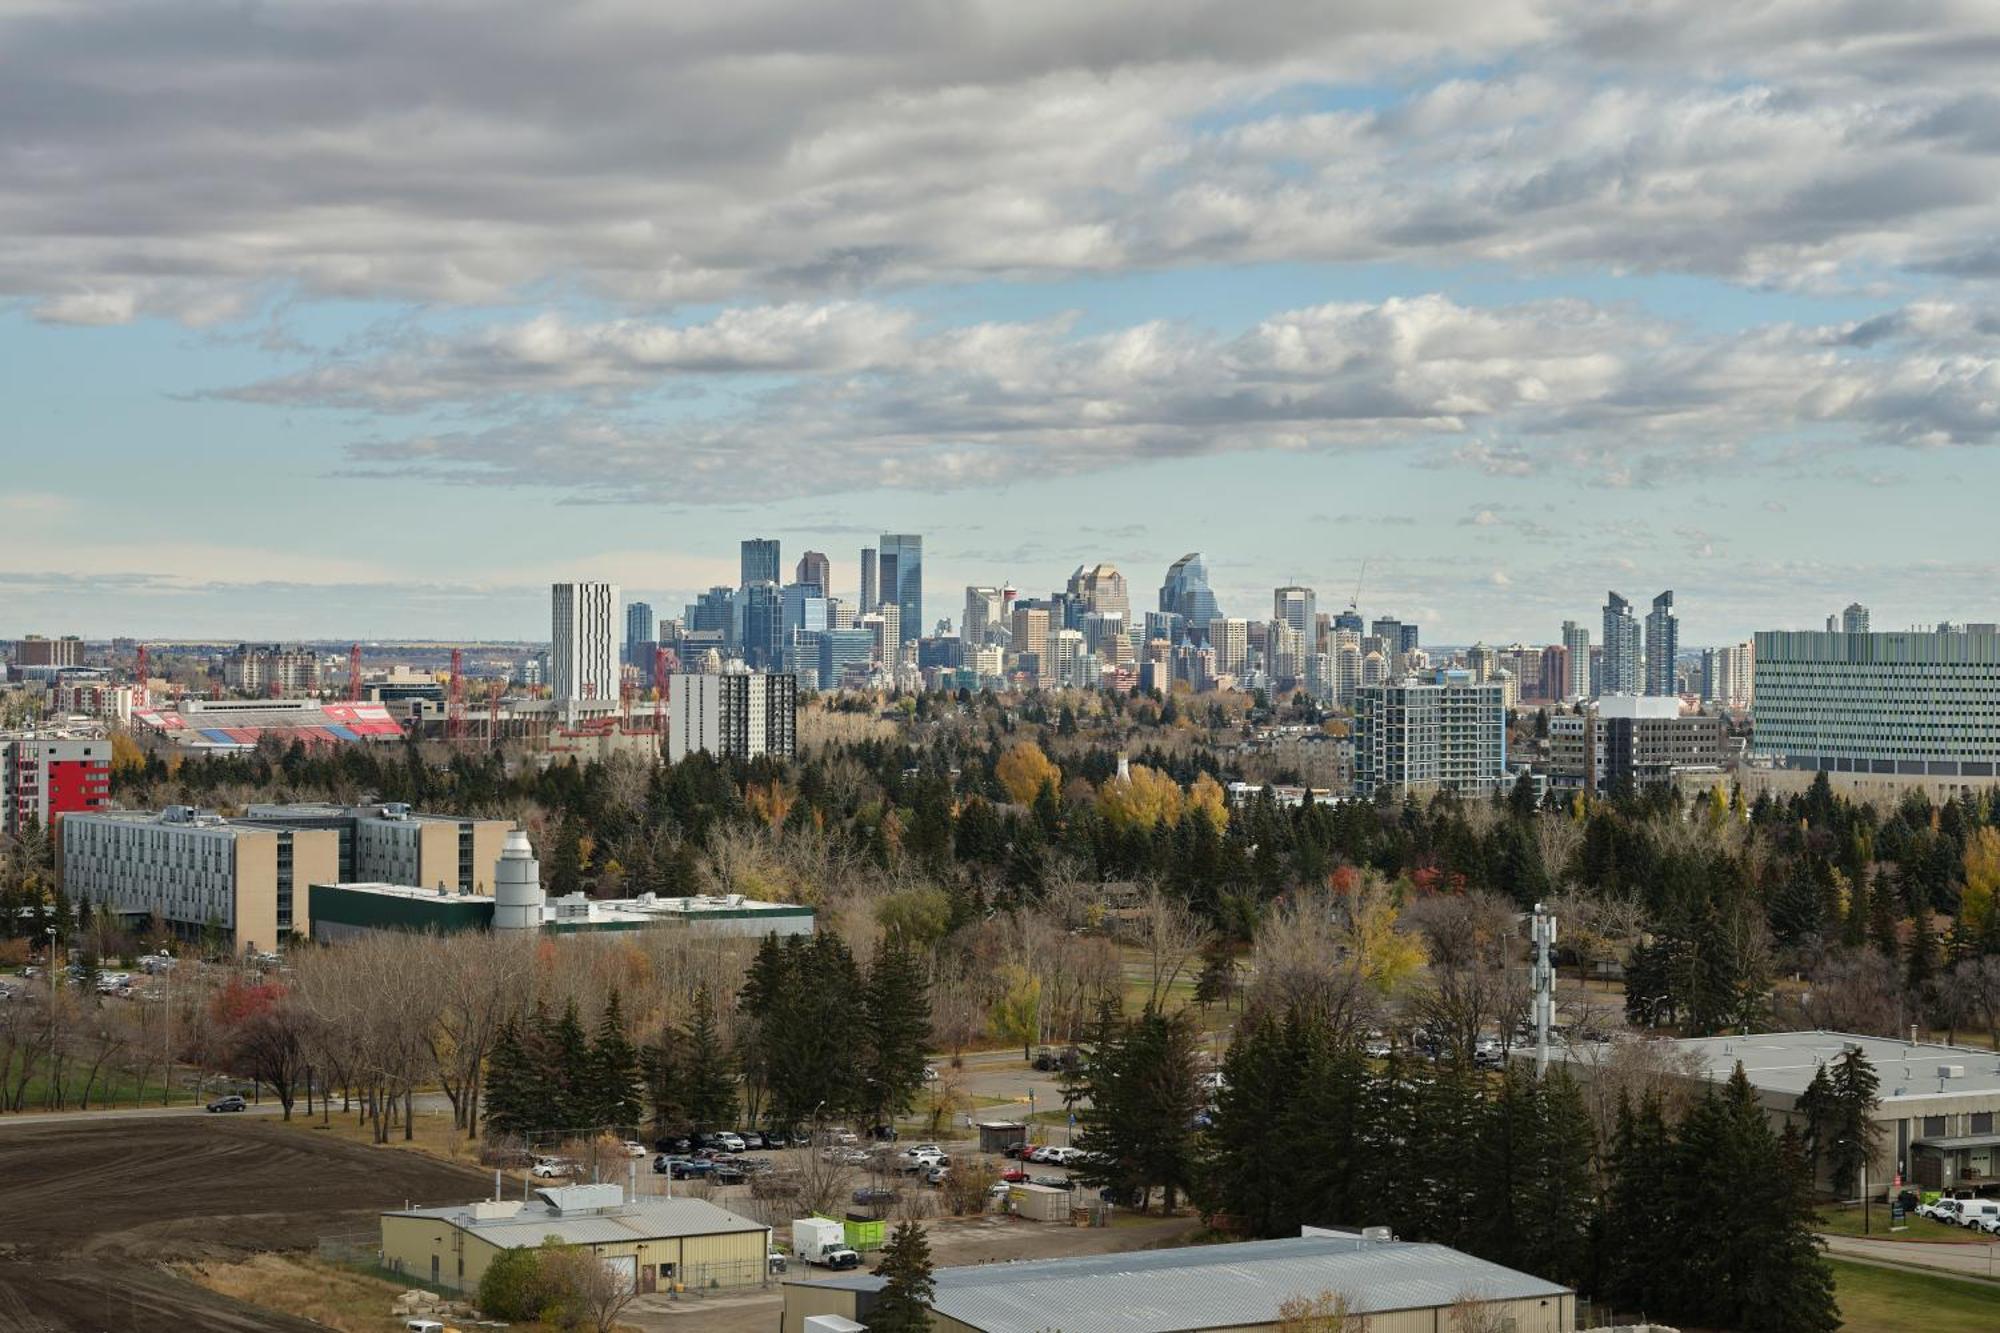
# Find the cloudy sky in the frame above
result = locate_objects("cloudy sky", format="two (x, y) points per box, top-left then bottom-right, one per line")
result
(7, 0), (2000, 645)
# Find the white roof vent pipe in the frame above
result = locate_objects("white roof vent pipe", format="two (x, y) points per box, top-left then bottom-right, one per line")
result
(493, 828), (544, 931)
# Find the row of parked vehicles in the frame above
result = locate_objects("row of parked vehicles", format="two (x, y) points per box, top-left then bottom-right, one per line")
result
(1916, 1195), (2000, 1232)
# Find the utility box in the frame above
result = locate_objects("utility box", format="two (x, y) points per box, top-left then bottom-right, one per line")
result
(1008, 1182), (1070, 1222)
(978, 1121), (1029, 1154)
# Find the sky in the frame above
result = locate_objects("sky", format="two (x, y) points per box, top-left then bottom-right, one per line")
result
(6, 1), (2000, 647)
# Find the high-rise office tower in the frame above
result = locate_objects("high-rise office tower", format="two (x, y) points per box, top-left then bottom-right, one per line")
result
(1602, 592), (1642, 695)
(1159, 554), (1221, 635)
(739, 582), (784, 670)
(551, 581), (618, 717)
(1561, 620), (1591, 700)
(878, 534), (923, 643)
(1842, 602), (1871, 634)
(1644, 590), (1678, 696)
(1273, 586), (1316, 642)
(859, 546), (877, 612)
(1011, 605), (1050, 679)
(1333, 607), (1364, 634)
(687, 586), (737, 639)
(963, 586), (1003, 645)
(741, 538), (781, 588)
(796, 551), (831, 597)
(624, 601), (655, 668)
(1068, 563), (1129, 620)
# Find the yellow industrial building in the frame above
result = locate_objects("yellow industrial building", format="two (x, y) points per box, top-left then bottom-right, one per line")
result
(783, 1228), (1574, 1333)
(383, 1185), (770, 1296)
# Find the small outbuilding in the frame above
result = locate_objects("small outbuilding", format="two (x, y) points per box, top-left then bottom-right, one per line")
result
(976, 1120), (1028, 1154)
(382, 1185), (770, 1296)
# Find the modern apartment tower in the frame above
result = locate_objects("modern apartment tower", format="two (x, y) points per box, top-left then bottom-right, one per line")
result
(1601, 592), (1642, 695)
(1842, 603), (1871, 634)
(878, 534), (923, 642)
(1644, 591), (1679, 696)
(1561, 621), (1591, 700)
(551, 581), (619, 718)
(859, 546), (877, 612)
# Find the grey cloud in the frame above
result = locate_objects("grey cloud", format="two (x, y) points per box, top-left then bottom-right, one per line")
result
(7, 3), (2000, 321)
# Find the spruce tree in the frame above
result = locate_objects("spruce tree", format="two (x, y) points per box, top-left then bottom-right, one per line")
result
(1599, 1095), (1676, 1315)
(483, 1016), (530, 1138)
(1826, 1046), (1881, 1199)
(1070, 1003), (1202, 1211)
(870, 1221), (937, 1332)
(861, 943), (932, 1126)
(681, 985), (739, 1131)
(592, 989), (643, 1135)
(551, 999), (594, 1132)
(1200, 1009), (1309, 1234)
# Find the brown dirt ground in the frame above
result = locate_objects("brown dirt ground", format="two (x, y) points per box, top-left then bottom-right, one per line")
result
(0, 1115), (489, 1333)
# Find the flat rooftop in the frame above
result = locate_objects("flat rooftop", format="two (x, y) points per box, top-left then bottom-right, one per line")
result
(791, 1233), (1568, 1333)
(390, 1193), (764, 1248)
(1565, 1031), (2000, 1103)
(317, 882), (810, 920)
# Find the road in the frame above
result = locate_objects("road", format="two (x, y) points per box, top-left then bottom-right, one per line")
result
(1823, 1232), (2000, 1282)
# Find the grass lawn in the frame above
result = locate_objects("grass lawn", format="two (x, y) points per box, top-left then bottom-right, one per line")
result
(1832, 1258), (2000, 1333)
(1819, 1204), (1987, 1244)
(181, 1253), (437, 1332)
(2, 1051), (209, 1112)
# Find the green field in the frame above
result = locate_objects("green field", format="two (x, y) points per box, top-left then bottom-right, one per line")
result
(1832, 1258), (2000, 1332)
(0, 1053), (211, 1113)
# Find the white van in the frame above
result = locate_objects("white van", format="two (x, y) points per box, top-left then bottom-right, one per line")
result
(1956, 1199), (2000, 1230)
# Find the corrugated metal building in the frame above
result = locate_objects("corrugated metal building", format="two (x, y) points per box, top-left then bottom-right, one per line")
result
(383, 1186), (770, 1296)
(782, 1230), (1573, 1333)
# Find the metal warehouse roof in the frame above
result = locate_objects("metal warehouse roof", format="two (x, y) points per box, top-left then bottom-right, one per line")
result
(1559, 1030), (2000, 1103)
(794, 1234), (1569, 1333)
(389, 1195), (765, 1249)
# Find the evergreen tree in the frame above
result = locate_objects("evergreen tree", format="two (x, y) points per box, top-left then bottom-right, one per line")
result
(1200, 1009), (1310, 1234)
(1825, 1046), (1881, 1200)
(1598, 1095), (1675, 1314)
(551, 999), (595, 1131)
(1793, 1063), (1834, 1181)
(591, 989), (643, 1134)
(1069, 1003), (1203, 1211)
(861, 943), (932, 1125)
(484, 1016), (532, 1138)
(870, 1221), (937, 1332)
(681, 985), (739, 1130)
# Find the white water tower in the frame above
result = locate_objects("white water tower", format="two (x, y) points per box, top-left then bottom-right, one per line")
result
(493, 829), (544, 931)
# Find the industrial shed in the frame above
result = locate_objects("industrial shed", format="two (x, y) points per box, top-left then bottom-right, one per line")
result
(781, 1230), (1574, 1333)
(383, 1185), (770, 1296)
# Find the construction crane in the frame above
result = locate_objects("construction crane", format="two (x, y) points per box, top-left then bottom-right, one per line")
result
(446, 648), (465, 744)
(653, 646), (670, 737)
(346, 644), (362, 703)
(619, 674), (635, 731)
(134, 644), (149, 708)
(486, 677), (505, 749)
(1348, 558), (1368, 615)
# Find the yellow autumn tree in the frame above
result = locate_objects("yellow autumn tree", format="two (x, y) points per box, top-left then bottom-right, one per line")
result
(1186, 772), (1230, 833)
(1964, 827), (2000, 936)
(1341, 877), (1427, 994)
(1097, 764), (1185, 831)
(996, 741), (1061, 806)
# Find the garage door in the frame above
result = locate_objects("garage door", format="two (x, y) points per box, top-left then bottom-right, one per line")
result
(601, 1255), (637, 1293)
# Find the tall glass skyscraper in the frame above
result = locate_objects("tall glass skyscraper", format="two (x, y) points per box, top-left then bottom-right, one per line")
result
(1644, 590), (1679, 696)
(878, 534), (922, 644)
(624, 600), (655, 668)
(1159, 553), (1220, 637)
(1602, 591), (1642, 695)
(741, 538), (781, 587)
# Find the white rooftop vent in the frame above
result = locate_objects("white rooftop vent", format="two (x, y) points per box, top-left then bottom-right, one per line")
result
(1939, 1064), (1966, 1080)
(1361, 1226), (1393, 1243)
(469, 1199), (523, 1222)
(537, 1183), (624, 1215)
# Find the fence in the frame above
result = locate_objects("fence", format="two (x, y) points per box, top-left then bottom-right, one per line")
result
(316, 1231), (380, 1266)
(662, 1257), (772, 1296)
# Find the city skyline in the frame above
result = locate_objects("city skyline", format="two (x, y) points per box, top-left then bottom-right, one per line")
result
(8, 5), (2000, 641)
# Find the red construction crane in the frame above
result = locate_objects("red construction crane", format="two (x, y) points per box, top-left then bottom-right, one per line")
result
(653, 646), (669, 736)
(134, 644), (149, 708)
(446, 648), (465, 744)
(346, 644), (362, 702)
(487, 677), (505, 749)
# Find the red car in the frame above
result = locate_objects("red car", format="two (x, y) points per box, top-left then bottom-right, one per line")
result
(1000, 1165), (1029, 1183)
(1002, 1143), (1043, 1161)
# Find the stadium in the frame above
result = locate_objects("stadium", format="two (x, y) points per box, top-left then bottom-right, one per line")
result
(131, 698), (405, 750)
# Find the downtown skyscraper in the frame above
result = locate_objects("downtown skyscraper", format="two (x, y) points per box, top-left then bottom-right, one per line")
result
(1644, 590), (1679, 696)
(551, 581), (618, 718)
(1602, 591), (1642, 695)
(878, 534), (923, 643)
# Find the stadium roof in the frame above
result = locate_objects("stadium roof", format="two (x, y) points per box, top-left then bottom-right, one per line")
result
(133, 701), (402, 748)
(792, 1233), (1569, 1333)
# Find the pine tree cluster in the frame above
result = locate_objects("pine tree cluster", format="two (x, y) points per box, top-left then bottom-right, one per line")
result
(484, 990), (642, 1140)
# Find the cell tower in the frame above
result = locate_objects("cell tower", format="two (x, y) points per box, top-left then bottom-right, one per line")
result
(1532, 902), (1557, 1077)
(346, 644), (362, 703)
(446, 648), (465, 744)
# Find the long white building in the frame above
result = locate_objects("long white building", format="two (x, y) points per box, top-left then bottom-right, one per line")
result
(551, 581), (619, 721)
(667, 667), (797, 763)
(1752, 625), (2000, 786)
(1354, 673), (1507, 798)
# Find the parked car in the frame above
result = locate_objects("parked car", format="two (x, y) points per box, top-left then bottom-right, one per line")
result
(1030, 1174), (1070, 1189)
(767, 1249), (788, 1274)
(618, 1140), (648, 1158)
(989, 1180), (1014, 1201)
(530, 1158), (576, 1178)
(828, 1128), (859, 1146)
(1896, 1189), (1921, 1215)
(205, 1094), (247, 1113)
(999, 1166), (1029, 1183)
(712, 1162), (749, 1185)
(655, 1135), (692, 1154)
(663, 1157), (715, 1180)
(713, 1131), (746, 1152)
(1002, 1142), (1038, 1160)
(853, 1185), (898, 1206)
(1917, 1197), (1964, 1223)
(922, 1065), (939, 1083)
(899, 1148), (947, 1172)
(924, 1165), (951, 1186)
(1026, 1145), (1059, 1164)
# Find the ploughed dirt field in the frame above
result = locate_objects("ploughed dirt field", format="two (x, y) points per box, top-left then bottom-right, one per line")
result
(0, 1115), (488, 1332)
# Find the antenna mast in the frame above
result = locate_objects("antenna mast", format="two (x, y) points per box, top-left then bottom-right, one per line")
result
(1532, 902), (1557, 1078)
